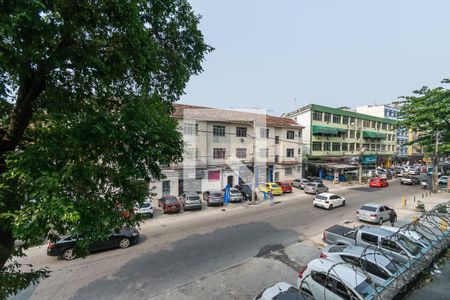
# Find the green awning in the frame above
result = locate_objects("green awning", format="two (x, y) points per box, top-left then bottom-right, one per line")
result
(312, 125), (345, 135)
(363, 131), (386, 139)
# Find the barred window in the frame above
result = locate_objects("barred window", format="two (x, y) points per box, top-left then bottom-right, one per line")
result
(213, 148), (226, 159)
(313, 111), (323, 121)
(349, 130), (356, 139)
(213, 125), (225, 136)
(349, 143), (355, 151)
(236, 148), (247, 158)
(324, 113), (331, 122)
(286, 148), (295, 157)
(343, 116), (349, 125)
(312, 142), (322, 151)
(332, 142), (341, 151)
(342, 143), (349, 151)
(285, 167), (293, 176)
(184, 123), (198, 135)
(260, 128), (269, 138)
(286, 131), (295, 139)
(259, 148), (269, 158)
(332, 114), (341, 124)
(236, 127), (247, 137)
(323, 142), (331, 151)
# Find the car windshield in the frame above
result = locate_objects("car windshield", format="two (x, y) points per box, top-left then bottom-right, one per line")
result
(354, 280), (376, 297)
(240, 185), (251, 192)
(270, 184), (280, 188)
(316, 195), (328, 200)
(360, 206), (377, 212)
(187, 196), (200, 200)
(231, 189), (241, 194)
(141, 202), (151, 208)
(280, 183), (289, 186)
(398, 235), (421, 256)
(164, 197), (178, 204)
(306, 183), (316, 187)
(211, 192), (222, 197)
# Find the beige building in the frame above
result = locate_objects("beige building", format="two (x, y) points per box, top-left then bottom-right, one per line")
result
(151, 104), (303, 197)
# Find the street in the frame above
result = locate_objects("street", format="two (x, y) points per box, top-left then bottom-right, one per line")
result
(14, 180), (426, 300)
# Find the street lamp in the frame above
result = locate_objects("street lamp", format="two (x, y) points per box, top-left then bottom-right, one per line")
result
(359, 147), (368, 185)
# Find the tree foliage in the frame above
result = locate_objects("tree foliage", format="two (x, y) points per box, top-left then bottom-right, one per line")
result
(397, 79), (450, 154)
(0, 0), (212, 297)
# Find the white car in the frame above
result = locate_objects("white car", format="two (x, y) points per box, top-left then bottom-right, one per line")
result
(313, 193), (345, 210)
(254, 282), (314, 300)
(134, 199), (153, 218)
(297, 258), (377, 300)
(438, 176), (448, 185)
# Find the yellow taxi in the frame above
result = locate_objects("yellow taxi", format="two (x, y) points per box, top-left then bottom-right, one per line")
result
(258, 182), (283, 195)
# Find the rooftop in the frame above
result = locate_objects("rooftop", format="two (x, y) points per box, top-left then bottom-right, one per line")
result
(173, 104), (303, 128)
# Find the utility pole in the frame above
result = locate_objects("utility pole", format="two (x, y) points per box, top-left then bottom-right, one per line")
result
(432, 132), (440, 193)
(251, 119), (257, 205)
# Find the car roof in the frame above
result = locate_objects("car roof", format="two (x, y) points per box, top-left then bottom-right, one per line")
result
(360, 203), (383, 208)
(360, 226), (396, 236)
(307, 258), (367, 288)
(316, 193), (335, 197)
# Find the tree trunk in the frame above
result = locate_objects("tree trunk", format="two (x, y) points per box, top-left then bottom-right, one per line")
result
(0, 75), (45, 269)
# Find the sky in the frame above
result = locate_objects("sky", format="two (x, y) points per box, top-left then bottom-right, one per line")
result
(179, 0), (450, 116)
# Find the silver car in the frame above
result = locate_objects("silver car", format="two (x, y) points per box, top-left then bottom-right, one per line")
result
(292, 178), (310, 189)
(229, 188), (244, 202)
(304, 182), (328, 194)
(356, 203), (392, 224)
(202, 190), (224, 206)
(321, 244), (403, 286)
(179, 191), (202, 210)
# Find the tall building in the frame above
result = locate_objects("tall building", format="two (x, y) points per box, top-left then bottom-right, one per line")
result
(355, 104), (417, 162)
(284, 104), (397, 177)
(151, 104), (303, 197)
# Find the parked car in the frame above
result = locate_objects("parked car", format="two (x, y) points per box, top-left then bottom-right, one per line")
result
(408, 168), (420, 176)
(276, 181), (293, 193)
(133, 199), (153, 218)
(380, 226), (431, 249)
(255, 282), (314, 300)
(356, 203), (392, 224)
(158, 195), (181, 213)
(235, 184), (258, 201)
(47, 227), (139, 260)
(378, 170), (393, 180)
(297, 258), (377, 300)
(438, 176), (448, 186)
(258, 183), (283, 195)
(400, 176), (421, 185)
(320, 244), (402, 286)
(229, 188), (245, 202)
(202, 190), (224, 206)
(304, 182), (328, 194)
(291, 178), (310, 189)
(179, 191), (202, 210)
(368, 177), (388, 188)
(322, 224), (422, 264)
(313, 193), (345, 210)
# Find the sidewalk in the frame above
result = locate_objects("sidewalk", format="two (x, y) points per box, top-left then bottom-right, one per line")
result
(408, 258), (450, 300)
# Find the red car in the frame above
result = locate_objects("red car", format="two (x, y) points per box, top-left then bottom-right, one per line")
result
(276, 181), (293, 193)
(158, 195), (181, 213)
(369, 177), (389, 188)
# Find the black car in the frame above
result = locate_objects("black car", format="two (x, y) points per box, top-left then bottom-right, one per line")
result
(235, 184), (257, 201)
(47, 227), (139, 260)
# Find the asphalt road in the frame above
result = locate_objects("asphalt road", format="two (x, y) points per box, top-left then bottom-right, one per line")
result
(13, 180), (424, 300)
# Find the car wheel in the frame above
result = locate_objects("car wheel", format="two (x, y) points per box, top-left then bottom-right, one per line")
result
(342, 200), (346, 206)
(62, 248), (75, 261)
(329, 204), (334, 210)
(119, 237), (131, 249)
(378, 218), (383, 225)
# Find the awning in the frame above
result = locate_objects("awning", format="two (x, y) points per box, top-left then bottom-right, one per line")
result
(308, 162), (358, 169)
(312, 125), (347, 135)
(363, 131), (386, 139)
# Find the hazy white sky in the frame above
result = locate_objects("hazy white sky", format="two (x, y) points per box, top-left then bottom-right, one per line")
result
(180, 0), (450, 116)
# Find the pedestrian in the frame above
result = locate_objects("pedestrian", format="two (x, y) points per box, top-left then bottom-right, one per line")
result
(269, 189), (274, 205)
(390, 209), (397, 227)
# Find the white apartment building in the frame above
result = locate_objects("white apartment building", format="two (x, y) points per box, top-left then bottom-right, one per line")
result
(151, 104), (303, 197)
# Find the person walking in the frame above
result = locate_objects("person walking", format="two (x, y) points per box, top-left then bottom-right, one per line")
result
(389, 209), (397, 227)
(269, 189), (274, 205)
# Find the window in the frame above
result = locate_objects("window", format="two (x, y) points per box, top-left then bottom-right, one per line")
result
(381, 144), (386, 151)
(213, 148), (226, 159)
(357, 118), (362, 126)
(376, 144), (381, 151)
(377, 122), (381, 130)
(236, 148), (247, 158)
(361, 233), (378, 245)
(343, 116), (349, 125)
(323, 142), (331, 151)
(184, 123), (198, 135)
(286, 131), (295, 139)
(286, 148), (295, 157)
(363, 143), (370, 150)
(360, 260), (389, 280)
(332, 114), (341, 124)
(298, 148), (301, 155)
(313, 111), (323, 121)
(298, 130), (302, 139)
(335, 281), (352, 300)
(324, 113), (331, 122)
(260, 128), (269, 138)
(342, 143), (349, 151)
(370, 144), (376, 150)
(313, 142), (322, 151)
(356, 131), (361, 139)
(349, 143), (355, 151)
(311, 272), (333, 291)
(259, 148), (269, 158)
(356, 143), (360, 151)
(236, 127), (247, 137)
(350, 117), (356, 125)
(349, 130), (355, 138)
(213, 125), (225, 136)
(332, 142), (341, 151)
(381, 239), (402, 252)
(371, 121), (376, 128)
(162, 180), (170, 196)
(275, 136), (280, 144)
(285, 167), (292, 176)
(363, 120), (370, 127)
(274, 155), (279, 163)
(382, 123), (387, 130)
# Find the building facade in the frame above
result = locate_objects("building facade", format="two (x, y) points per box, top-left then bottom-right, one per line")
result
(151, 104), (303, 197)
(284, 104), (397, 176)
(355, 104), (419, 162)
